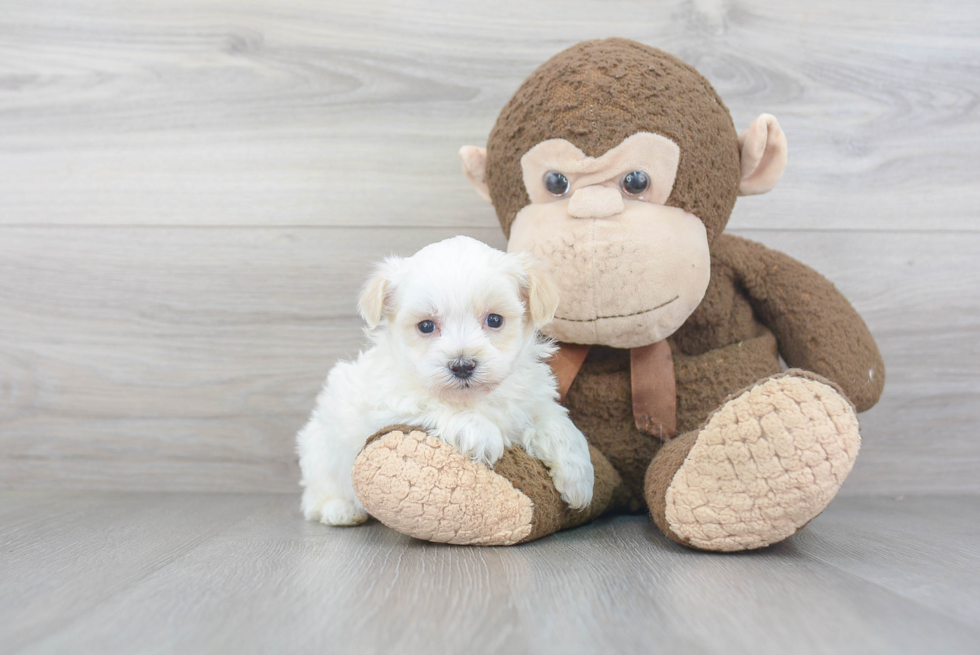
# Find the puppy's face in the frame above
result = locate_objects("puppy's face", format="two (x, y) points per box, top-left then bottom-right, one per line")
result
(358, 236), (559, 400)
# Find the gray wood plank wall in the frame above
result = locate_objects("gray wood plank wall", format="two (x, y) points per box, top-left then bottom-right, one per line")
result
(1, 0), (978, 495)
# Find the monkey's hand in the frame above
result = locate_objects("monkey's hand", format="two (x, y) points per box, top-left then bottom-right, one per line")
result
(715, 234), (885, 412)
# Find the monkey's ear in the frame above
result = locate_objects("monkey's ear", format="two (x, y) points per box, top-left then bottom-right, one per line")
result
(737, 114), (788, 196)
(513, 252), (561, 328)
(459, 146), (493, 204)
(357, 258), (401, 329)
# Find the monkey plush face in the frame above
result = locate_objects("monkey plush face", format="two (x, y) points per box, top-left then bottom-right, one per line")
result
(460, 39), (787, 348)
(507, 133), (710, 347)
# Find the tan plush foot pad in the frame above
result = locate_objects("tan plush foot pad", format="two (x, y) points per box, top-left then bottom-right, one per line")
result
(351, 430), (534, 545)
(664, 375), (861, 552)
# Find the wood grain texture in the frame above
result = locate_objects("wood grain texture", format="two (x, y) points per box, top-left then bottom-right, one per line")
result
(0, 492), (263, 654)
(2, 492), (978, 655)
(0, 0), (977, 230)
(1, 0), (978, 495)
(793, 496), (980, 627)
(0, 227), (977, 495)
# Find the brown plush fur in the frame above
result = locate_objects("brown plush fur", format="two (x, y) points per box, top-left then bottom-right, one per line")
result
(492, 445), (621, 543)
(486, 40), (883, 528)
(486, 38), (742, 243)
(644, 430), (699, 545)
(712, 236), (886, 412)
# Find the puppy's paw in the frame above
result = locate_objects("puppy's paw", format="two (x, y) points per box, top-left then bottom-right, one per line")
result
(550, 453), (595, 510)
(304, 494), (368, 526)
(446, 416), (506, 466)
(319, 498), (369, 526)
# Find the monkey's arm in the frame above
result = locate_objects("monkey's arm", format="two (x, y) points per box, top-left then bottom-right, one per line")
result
(712, 234), (885, 412)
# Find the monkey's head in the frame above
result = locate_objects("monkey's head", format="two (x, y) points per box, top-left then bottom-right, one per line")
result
(460, 38), (787, 349)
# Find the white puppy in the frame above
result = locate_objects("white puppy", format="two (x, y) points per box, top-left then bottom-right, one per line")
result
(297, 236), (595, 526)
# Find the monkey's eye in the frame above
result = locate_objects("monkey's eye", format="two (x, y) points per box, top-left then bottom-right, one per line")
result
(417, 320), (436, 334)
(620, 171), (650, 196)
(543, 171), (570, 196)
(486, 314), (503, 329)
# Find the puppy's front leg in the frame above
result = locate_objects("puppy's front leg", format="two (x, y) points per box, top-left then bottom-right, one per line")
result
(525, 408), (595, 510)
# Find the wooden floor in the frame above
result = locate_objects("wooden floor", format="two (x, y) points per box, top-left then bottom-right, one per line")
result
(2, 492), (978, 655)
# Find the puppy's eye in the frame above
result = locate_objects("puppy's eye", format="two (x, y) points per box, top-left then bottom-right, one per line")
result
(620, 170), (650, 196)
(417, 320), (436, 334)
(486, 314), (503, 329)
(543, 171), (570, 197)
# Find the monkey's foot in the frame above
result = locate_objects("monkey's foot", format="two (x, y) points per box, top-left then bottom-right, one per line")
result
(645, 371), (861, 552)
(351, 428), (619, 546)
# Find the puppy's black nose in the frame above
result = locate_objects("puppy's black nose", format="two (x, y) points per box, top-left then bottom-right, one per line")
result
(449, 358), (477, 380)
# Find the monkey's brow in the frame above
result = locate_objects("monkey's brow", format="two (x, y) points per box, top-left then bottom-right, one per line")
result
(555, 295), (679, 322)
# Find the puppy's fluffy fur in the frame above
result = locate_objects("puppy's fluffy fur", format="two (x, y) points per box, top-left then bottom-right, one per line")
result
(297, 236), (595, 526)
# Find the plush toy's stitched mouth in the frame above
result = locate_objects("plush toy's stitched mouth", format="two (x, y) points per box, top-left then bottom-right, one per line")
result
(554, 295), (679, 322)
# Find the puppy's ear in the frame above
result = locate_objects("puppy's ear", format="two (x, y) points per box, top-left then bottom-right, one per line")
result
(513, 252), (560, 328)
(357, 257), (401, 329)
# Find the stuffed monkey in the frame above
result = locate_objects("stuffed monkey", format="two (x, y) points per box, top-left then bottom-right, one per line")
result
(350, 38), (885, 551)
